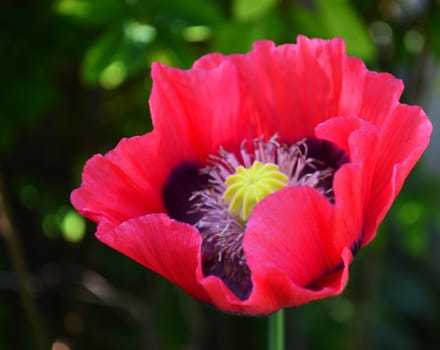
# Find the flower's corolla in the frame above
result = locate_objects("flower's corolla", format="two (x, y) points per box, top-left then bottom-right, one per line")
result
(71, 36), (432, 315)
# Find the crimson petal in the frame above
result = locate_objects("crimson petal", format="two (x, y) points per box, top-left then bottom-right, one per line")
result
(150, 61), (257, 158)
(245, 187), (342, 286)
(97, 214), (210, 303)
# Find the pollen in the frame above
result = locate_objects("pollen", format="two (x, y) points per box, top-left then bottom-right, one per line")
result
(223, 161), (288, 222)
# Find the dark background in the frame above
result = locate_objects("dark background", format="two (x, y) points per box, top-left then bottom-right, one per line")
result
(1, 0), (440, 349)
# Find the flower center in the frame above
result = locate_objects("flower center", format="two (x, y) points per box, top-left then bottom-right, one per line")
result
(162, 136), (350, 301)
(223, 161), (288, 222)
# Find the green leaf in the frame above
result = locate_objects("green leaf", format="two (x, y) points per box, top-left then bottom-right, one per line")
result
(315, 0), (376, 60)
(82, 20), (156, 88)
(233, 0), (279, 22)
(214, 12), (285, 54)
(214, 22), (255, 54)
(290, 0), (375, 61)
(289, 4), (326, 39)
(54, 0), (127, 26)
(139, 0), (223, 25)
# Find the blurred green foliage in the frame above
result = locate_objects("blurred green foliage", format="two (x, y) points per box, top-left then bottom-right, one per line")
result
(1, 0), (440, 349)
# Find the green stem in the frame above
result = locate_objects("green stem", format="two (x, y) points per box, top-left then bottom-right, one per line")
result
(268, 309), (285, 350)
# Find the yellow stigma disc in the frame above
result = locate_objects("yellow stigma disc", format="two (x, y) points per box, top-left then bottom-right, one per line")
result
(223, 161), (288, 222)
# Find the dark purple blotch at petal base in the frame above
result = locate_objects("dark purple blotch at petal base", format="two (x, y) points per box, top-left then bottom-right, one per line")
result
(301, 139), (350, 202)
(304, 138), (350, 169)
(202, 237), (252, 301)
(162, 162), (209, 225)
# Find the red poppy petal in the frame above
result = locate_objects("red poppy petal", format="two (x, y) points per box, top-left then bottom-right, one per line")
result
(97, 213), (210, 303)
(71, 134), (165, 227)
(198, 247), (352, 315)
(192, 52), (226, 70)
(332, 162), (372, 251)
(315, 116), (373, 154)
(205, 41), (319, 140)
(205, 36), (354, 142)
(362, 103), (431, 244)
(244, 186), (341, 286)
(246, 247), (352, 314)
(150, 61), (257, 159)
(316, 116), (383, 249)
(71, 130), (195, 233)
(316, 105), (432, 247)
(375, 104), (431, 194)
(338, 63), (404, 125)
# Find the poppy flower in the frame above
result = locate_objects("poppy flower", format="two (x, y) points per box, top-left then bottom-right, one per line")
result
(71, 36), (432, 315)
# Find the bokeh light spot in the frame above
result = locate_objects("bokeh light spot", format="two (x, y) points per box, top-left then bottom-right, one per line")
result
(369, 21), (393, 46)
(20, 184), (39, 209)
(99, 61), (127, 89)
(55, 0), (90, 18)
(61, 210), (86, 243)
(404, 29), (425, 53)
(182, 25), (212, 42)
(124, 21), (156, 44)
(42, 214), (59, 238)
(52, 339), (71, 350)
(148, 50), (174, 66)
(399, 201), (423, 225)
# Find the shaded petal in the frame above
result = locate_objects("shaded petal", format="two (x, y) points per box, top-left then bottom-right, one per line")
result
(97, 214), (210, 303)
